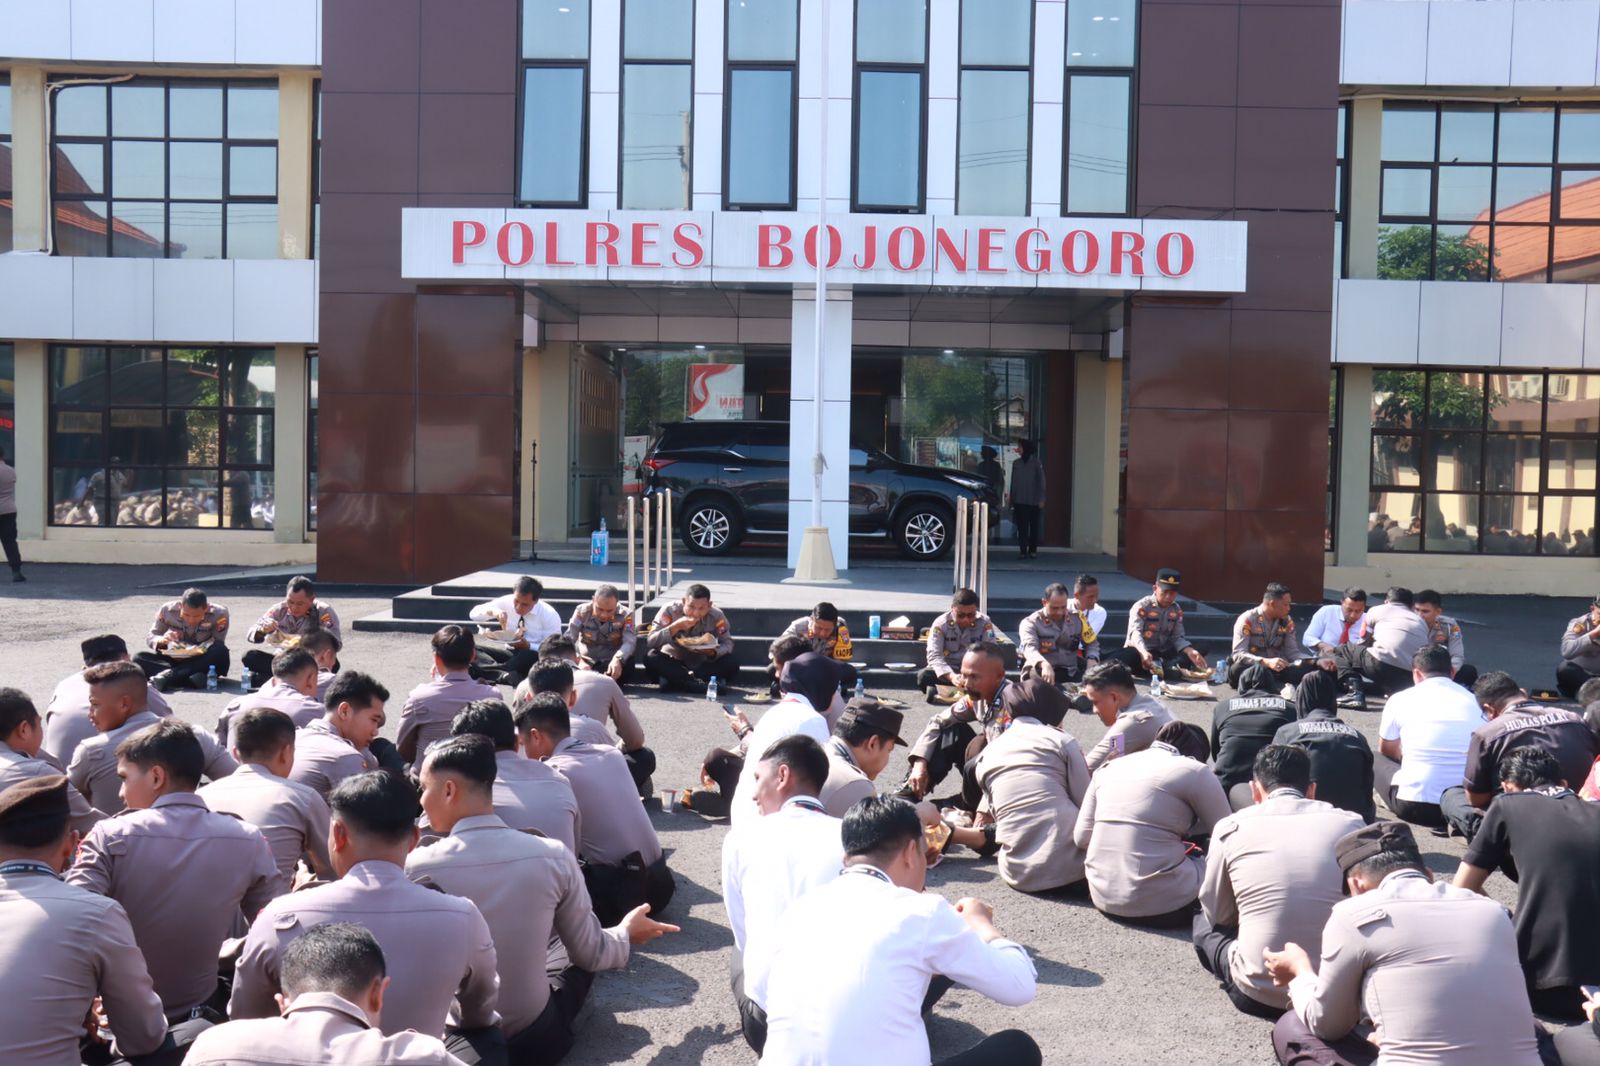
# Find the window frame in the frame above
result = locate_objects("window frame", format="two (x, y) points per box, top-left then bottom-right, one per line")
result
(515, 1), (594, 209)
(722, 0), (801, 211)
(955, 0), (1035, 217)
(850, 0), (931, 214)
(1335, 100), (1350, 279)
(617, 0), (696, 211)
(49, 77), (280, 260)
(1060, 1), (1139, 218)
(47, 346), (278, 531)
(0, 75), (12, 255)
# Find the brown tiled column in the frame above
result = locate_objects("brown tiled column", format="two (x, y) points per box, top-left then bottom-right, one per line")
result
(1122, 0), (1339, 601)
(319, 0), (521, 583)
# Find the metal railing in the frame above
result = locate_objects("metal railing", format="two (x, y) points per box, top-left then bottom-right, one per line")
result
(625, 490), (673, 612)
(952, 497), (990, 616)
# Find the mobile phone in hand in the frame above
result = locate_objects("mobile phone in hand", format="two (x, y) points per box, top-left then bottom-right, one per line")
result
(722, 702), (740, 717)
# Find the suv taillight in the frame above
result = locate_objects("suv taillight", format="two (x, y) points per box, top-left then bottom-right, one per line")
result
(643, 458), (676, 472)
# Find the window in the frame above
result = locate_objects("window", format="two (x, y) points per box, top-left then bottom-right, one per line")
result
(853, 0), (928, 212)
(48, 347), (276, 530)
(1327, 369), (1340, 552)
(725, 0), (799, 209)
(1, 77), (12, 253)
(620, 0), (693, 210)
(307, 350), (318, 532)
(958, 0), (1032, 215)
(1367, 369), (1598, 555)
(1378, 101), (1600, 283)
(519, 0), (590, 206)
(51, 79), (278, 259)
(311, 82), (321, 259)
(1063, 0), (1135, 215)
(0, 345), (14, 463)
(1335, 101), (1349, 278)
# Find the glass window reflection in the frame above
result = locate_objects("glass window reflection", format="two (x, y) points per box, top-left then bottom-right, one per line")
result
(620, 64), (692, 210)
(728, 69), (793, 207)
(1067, 0), (1135, 67)
(958, 69), (1029, 215)
(1066, 75), (1130, 214)
(856, 0), (927, 62)
(856, 70), (923, 209)
(523, 0), (590, 59)
(728, 0), (797, 60)
(520, 67), (586, 204)
(961, 0), (1031, 65)
(624, 0), (693, 59)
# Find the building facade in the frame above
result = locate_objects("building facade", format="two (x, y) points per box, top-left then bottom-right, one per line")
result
(0, 0), (1595, 597)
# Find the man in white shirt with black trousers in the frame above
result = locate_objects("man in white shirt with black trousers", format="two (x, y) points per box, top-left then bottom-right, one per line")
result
(468, 575), (564, 686)
(1372, 645), (1481, 829)
(721, 734), (843, 1055)
(759, 794), (1040, 1066)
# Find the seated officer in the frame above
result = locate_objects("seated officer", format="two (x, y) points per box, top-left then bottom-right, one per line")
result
(185, 923), (463, 1066)
(904, 643), (1011, 807)
(68, 720), (283, 1019)
(469, 576), (564, 687)
(917, 588), (1000, 696)
(241, 575), (341, 681)
(777, 602), (857, 691)
(289, 671), (388, 801)
(408, 736), (676, 1065)
(524, 656), (655, 794)
(1272, 671), (1376, 823)
(533, 638), (654, 786)
(215, 647), (325, 747)
(1211, 665), (1298, 810)
(0, 776), (175, 1066)
(230, 771), (503, 1061)
(1018, 582), (1099, 688)
(1415, 589), (1477, 692)
(1195, 746), (1362, 1019)
(564, 583), (637, 684)
(134, 586), (231, 692)
(398, 626), (500, 773)
(43, 633), (172, 770)
(523, 693), (674, 927)
(0, 687), (103, 832)
(820, 699), (909, 818)
(1266, 821), (1544, 1066)
(1228, 583), (1333, 690)
(449, 699), (580, 856)
(1108, 569), (1209, 680)
(644, 584), (739, 694)
(1082, 661), (1174, 773)
(297, 629), (342, 702)
(1558, 596), (1600, 700)
(1304, 589), (1369, 657)
(1332, 587), (1431, 711)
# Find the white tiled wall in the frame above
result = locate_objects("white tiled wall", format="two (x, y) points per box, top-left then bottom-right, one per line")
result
(1343, 0), (1600, 88)
(0, 256), (318, 344)
(1333, 278), (1600, 369)
(0, 0), (320, 66)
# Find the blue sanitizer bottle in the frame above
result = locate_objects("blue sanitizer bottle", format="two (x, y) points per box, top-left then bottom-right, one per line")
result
(591, 518), (609, 566)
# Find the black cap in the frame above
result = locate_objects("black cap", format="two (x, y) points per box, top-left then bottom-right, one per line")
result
(1334, 820), (1420, 891)
(838, 698), (908, 747)
(1156, 568), (1181, 589)
(0, 774), (71, 829)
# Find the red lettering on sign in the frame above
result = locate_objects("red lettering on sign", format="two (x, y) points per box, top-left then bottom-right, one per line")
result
(977, 228), (1005, 273)
(888, 226), (926, 272)
(544, 221), (575, 266)
(1015, 228), (1050, 273)
(630, 223), (660, 267)
(803, 225), (843, 269)
(497, 221), (535, 267)
(1154, 231), (1195, 278)
(451, 220), (487, 264)
(1110, 230), (1145, 276)
(671, 222), (705, 267)
(933, 228), (968, 272)
(1062, 230), (1099, 275)
(759, 224), (794, 268)
(852, 225), (879, 270)
(586, 221), (621, 266)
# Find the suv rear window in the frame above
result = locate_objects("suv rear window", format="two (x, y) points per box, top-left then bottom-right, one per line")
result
(655, 421), (789, 451)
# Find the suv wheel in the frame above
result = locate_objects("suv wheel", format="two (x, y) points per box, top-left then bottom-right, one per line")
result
(681, 499), (743, 556)
(895, 503), (954, 560)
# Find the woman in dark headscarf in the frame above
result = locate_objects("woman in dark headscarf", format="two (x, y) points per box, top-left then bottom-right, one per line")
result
(1294, 668), (1341, 719)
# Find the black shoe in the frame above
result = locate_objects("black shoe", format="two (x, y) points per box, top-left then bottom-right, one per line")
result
(925, 685), (940, 704)
(1335, 691), (1368, 712)
(10, 570), (23, 583)
(151, 670), (176, 693)
(184, 672), (209, 691)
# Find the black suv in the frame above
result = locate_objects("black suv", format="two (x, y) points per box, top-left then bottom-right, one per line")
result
(642, 421), (999, 560)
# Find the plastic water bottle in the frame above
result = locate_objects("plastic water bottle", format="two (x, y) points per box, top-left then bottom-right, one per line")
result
(706, 675), (719, 701)
(206, 665), (218, 692)
(1215, 658), (1228, 682)
(854, 677), (866, 700)
(239, 667), (253, 693)
(869, 614), (882, 639)
(1150, 673), (1163, 698)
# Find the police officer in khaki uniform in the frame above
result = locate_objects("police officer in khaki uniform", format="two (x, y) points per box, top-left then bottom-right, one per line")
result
(185, 923), (465, 1066)
(1082, 661), (1176, 773)
(1229, 583), (1334, 690)
(905, 643), (1011, 807)
(777, 603), (858, 692)
(1109, 569), (1209, 679)
(1265, 821), (1545, 1066)
(43, 634), (172, 771)
(231, 771), (503, 1062)
(0, 688), (103, 833)
(644, 584), (740, 693)
(819, 699), (908, 818)
(0, 775), (178, 1066)
(565, 584), (637, 684)
(241, 575), (342, 680)
(1018, 582), (1099, 687)
(135, 587), (231, 692)
(1558, 596), (1600, 700)
(215, 647), (326, 747)
(68, 720), (283, 1019)
(447, 699), (581, 857)
(289, 672), (388, 801)
(1415, 589), (1477, 691)
(918, 587), (1002, 695)
(397, 627), (500, 773)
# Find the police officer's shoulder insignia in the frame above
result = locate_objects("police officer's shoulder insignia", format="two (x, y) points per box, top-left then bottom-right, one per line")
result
(272, 910), (302, 930)
(1352, 907), (1389, 929)
(412, 875), (449, 894)
(1213, 820), (1240, 842)
(622, 616), (635, 630)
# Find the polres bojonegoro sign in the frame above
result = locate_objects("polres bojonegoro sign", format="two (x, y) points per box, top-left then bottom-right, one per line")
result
(400, 208), (1247, 293)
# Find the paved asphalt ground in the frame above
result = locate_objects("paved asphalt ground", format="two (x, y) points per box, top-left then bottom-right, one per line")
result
(0, 565), (1591, 1065)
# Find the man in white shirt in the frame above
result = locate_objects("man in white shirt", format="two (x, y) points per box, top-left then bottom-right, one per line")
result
(728, 655), (833, 828)
(1333, 587), (1432, 711)
(1303, 589), (1369, 657)
(468, 575), (564, 685)
(1373, 645), (1481, 829)
(760, 795), (1041, 1066)
(722, 734), (843, 1054)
